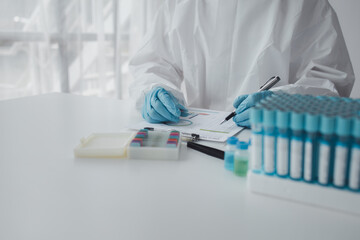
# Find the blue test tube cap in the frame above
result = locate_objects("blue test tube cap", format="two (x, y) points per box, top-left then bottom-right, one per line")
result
(227, 136), (238, 145)
(305, 113), (320, 132)
(353, 117), (360, 138)
(320, 115), (335, 135)
(329, 96), (340, 102)
(263, 108), (276, 127)
(335, 116), (352, 136)
(290, 111), (304, 131)
(316, 95), (329, 101)
(250, 107), (263, 125)
(236, 141), (248, 150)
(343, 97), (353, 103)
(276, 110), (290, 129)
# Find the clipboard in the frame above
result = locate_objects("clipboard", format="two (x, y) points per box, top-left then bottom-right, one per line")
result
(130, 108), (244, 142)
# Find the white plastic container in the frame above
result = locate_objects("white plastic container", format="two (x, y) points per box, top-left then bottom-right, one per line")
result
(74, 130), (181, 160)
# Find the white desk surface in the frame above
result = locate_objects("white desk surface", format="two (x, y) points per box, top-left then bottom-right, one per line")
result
(0, 93), (359, 240)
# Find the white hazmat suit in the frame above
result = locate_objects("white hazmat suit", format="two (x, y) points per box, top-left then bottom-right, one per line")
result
(129, 0), (354, 112)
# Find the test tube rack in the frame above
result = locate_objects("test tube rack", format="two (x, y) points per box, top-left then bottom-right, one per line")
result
(247, 92), (360, 215)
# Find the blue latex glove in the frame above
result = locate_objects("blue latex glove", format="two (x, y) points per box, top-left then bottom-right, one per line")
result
(142, 87), (188, 123)
(232, 91), (273, 127)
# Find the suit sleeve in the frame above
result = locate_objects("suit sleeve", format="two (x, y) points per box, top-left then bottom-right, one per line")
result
(129, 2), (185, 110)
(271, 0), (354, 97)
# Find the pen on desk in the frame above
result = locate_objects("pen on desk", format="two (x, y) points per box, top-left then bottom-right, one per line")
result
(187, 141), (224, 159)
(220, 76), (281, 125)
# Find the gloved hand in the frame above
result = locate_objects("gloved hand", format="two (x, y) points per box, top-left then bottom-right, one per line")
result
(232, 91), (273, 127)
(142, 87), (188, 123)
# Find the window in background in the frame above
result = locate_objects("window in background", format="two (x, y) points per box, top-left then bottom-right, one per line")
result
(0, 0), (163, 100)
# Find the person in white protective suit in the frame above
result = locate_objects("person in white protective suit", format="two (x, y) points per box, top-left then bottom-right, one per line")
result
(129, 0), (354, 127)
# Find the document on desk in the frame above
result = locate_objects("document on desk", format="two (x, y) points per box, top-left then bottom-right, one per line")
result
(130, 108), (244, 142)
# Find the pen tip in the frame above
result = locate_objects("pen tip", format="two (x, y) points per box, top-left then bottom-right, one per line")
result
(220, 120), (225, 125)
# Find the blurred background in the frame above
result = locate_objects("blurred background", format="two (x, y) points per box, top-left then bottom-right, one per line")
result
(0, 0), (359, 101)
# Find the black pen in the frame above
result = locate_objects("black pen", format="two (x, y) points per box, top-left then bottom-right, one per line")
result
(187, 141), (224, 159)
(220, 76), (281, 125)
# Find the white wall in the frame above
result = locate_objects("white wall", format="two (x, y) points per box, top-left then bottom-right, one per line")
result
(329, 0), (360, 98)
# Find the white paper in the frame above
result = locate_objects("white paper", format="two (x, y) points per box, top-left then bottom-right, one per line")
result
(130, 108), (244, 142)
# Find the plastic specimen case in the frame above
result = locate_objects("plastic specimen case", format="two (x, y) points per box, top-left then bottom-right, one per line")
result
(74, 129), (181, 160)
(247, 91), (360, 215)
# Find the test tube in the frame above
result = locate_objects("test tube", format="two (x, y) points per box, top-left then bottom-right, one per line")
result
(263, 106), (276, 174)
(249, 106), (263, 173)
(234, 141), (249, 177)
(289, 111), (305, 180)
(224, 136), (238, 171)
(333, 116), (352, 188)
(276, 109), (290, 177)
(349, 117), (360, 190)
(303, 113), (320, 182)
(318, 115), (335, 185)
